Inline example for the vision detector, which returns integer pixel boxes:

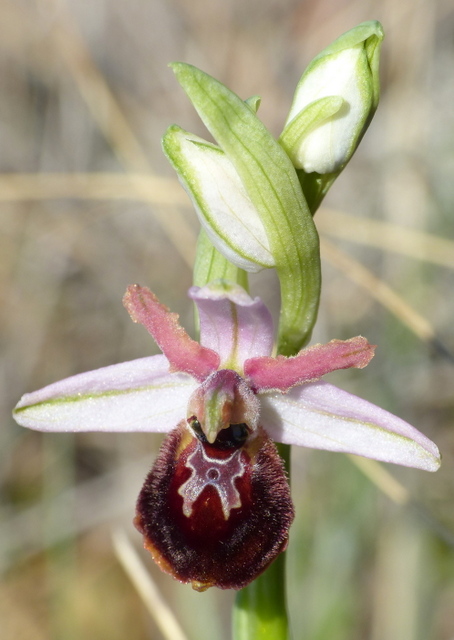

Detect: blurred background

[1,0,454,638]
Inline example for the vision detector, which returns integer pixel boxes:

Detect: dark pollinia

[134,421,294,591]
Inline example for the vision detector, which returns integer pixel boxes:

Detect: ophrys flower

[13,281,440,590]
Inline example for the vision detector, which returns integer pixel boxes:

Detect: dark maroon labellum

[134,422,294,591]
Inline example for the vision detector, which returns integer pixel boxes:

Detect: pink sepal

[189,283,274,369]
[245,337,375,392]
[123,285,220,381]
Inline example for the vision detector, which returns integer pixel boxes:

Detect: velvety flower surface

[13,281,440,473]
[13,281,440,590]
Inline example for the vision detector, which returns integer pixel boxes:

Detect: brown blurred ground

[1,0,454,638]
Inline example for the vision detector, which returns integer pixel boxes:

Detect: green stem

[44,434,78,640]
[193,229,248,290]
[232,550,289,640]
[233,444,291,640]
[296,170,337,215]
[192,205,294,640]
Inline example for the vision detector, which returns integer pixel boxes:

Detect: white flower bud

[280,21,384,175]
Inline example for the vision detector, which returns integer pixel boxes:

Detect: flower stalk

[193,229,248,291]
[232,546,289,640]
[232,442,291,640]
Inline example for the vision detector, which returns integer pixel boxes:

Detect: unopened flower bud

[280,21,384,175]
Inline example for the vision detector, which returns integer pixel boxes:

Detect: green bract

[164,63,321,355]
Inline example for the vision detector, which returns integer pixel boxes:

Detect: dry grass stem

[347,456,410,506]
[37,0,196,267]
[321,238,437,344]
[0,173,186,204]
[41,0,151,172]
[112,529,189,640]
[318,207,454,270]
[2,174,454,273]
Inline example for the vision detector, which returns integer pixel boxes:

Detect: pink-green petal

[123,284,220,381]
[245,336,375,392]
[13,355,198,433]
[189,282,274,371]
[260,381,440,472]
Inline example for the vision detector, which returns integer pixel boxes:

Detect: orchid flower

[13,281,440,592]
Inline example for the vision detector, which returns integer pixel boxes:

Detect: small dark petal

[188,416,206,443]
[134,422,294,591]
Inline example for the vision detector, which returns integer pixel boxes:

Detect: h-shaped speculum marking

[178,442,245,520]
